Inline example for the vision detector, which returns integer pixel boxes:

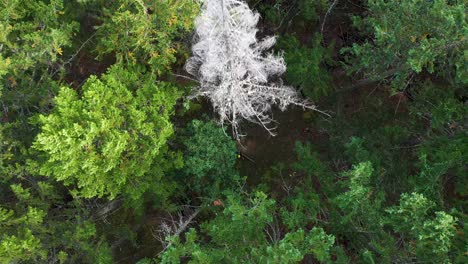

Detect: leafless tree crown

[186,0,315,138]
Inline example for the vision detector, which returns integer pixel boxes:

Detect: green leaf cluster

[182,119,239,194]
[278,34,334,100]
[160,191,335,263]
[33,66,180,201]
[0,181,110,263]
[387,193,457,263]
[343,0,467,90]
[94,0,199,74]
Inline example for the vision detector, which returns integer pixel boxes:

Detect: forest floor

[237,107,329,185]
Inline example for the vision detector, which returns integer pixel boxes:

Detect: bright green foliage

[0,54,10,96]
[289,141,463,263]
[0,0,78,111]
[288,88,466,262]
[291,143,393,261]
[0,181,110,263]
[183,119,238,194]
[0,205,46,262]
[334,162,381,220]
[95,0,199,74]
[0,1,78,181]
[339,135,462,262]
[331,161,396,262]
[0,0,77,71]
[160,191,335,263]
[2,57,130,263]
[278,34,333,100]
[264,227,334,263]
[196,192,276,261]
[344,0,467,90]
[33,66,181,200]
[387,193,457,263]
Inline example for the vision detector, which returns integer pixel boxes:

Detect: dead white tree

[186,0,318,138]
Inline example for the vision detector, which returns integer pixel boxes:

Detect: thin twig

[50,32,97,79]
[321,0,339,33]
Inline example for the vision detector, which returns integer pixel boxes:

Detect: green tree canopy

[386,192,458,263]
[94,0,199,74]
[182,119,238,194]
[0,0,78,117]
[278,34,333,100]
[344,0,467,90]
[160,191,335,263]
[33,66,181,201]
[0,180,112,263]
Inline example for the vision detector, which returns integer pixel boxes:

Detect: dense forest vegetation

[0,0,466,263]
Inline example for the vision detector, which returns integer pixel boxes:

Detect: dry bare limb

[155,207,200,255]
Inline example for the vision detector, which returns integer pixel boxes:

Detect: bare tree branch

[156,208,200,255]
[321,0,339,34]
